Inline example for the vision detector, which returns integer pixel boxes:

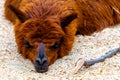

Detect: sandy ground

[0,1,120,80]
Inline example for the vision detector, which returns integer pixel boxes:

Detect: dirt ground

[0,0,120,80]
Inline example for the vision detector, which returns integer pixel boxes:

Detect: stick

[69,47,120,75]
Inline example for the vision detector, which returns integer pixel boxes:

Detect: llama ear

[7,4,30,23]
[60,13,77,28]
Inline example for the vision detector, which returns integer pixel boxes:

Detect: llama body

[4,0,120,72]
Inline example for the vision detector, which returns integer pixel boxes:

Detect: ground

[0,0,120,80]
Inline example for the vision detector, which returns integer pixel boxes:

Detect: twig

[69,47,120,75]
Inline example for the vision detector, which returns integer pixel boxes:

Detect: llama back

[76,0,120,35]
[106,0,120,23]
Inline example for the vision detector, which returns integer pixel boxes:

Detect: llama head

[8,4,77,73]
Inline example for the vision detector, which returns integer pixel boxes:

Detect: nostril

[35,59,41,65]
[35,57,47,65]
[42,59,47,65]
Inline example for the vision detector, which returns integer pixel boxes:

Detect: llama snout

[34,43,49,73]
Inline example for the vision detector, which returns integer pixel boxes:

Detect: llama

[4,0,120,73]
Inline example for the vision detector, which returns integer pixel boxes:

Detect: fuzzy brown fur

[4,0,120,69]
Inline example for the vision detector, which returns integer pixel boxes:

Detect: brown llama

[4,0,120,73]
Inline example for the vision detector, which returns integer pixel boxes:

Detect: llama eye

[51,40,61,50]
[23,40,31,49]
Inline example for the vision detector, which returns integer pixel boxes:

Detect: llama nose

[36,43,48,65]
[34,43,48,73]
[34,57,48,73]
